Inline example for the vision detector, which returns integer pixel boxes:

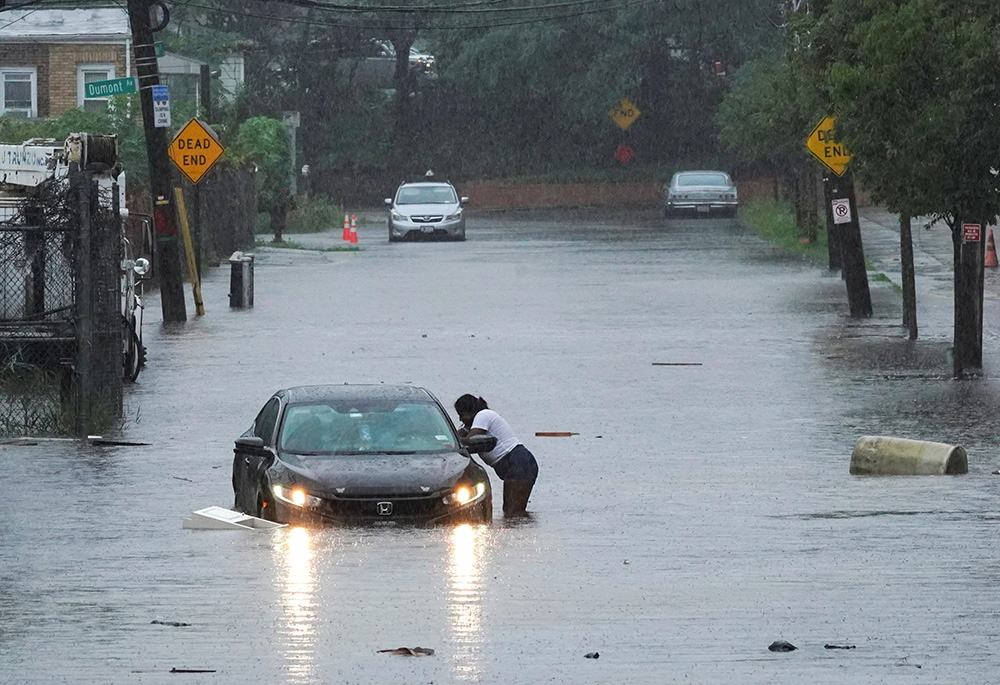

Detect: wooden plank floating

[535,432,579,437]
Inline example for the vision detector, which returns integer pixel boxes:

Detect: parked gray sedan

[386,180,467,241]
[664,170,739,218]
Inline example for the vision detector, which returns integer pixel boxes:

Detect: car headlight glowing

[273,484,322,508]
[444,482,486,506]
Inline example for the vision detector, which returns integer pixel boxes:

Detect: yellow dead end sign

[806,116,852,176]
[608,98,641,131]
[168,118,225,184]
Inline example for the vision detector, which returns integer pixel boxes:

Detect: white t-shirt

[468,409,519,466]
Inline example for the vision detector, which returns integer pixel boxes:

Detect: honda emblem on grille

[377,501,393,516]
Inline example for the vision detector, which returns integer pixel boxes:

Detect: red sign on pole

[615,144,634,164]
[963,223,982,243]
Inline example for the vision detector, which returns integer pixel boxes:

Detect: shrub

[287,195,342,234]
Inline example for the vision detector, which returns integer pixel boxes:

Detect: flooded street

[3,210,1000,683]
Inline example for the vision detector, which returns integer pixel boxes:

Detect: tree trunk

[899,214,917,339]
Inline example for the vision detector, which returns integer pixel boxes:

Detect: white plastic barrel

[850,436,968,475]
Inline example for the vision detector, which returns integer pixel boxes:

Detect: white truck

[0,134,149,381]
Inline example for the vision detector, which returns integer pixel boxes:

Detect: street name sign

[806,116,852,176]
[608,98,641,131]
[168,118,225,184]
[84,76,137,99]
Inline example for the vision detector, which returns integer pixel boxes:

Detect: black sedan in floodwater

[232,385,495,525]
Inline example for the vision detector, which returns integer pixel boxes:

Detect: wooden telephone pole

[127,0,187,323]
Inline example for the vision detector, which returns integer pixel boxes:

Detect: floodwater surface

[2,210,1000,683]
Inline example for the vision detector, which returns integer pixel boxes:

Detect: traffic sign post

[806,116,851,176]
[168,118,225,184]
[151,84,170,128]
[608,98,640,131]
[831,197,851,225]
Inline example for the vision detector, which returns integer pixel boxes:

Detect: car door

[233,396,281,512]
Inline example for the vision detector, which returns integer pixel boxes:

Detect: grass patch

[740,198,828,262]
[869,272,902,293]
[254,196,343,235]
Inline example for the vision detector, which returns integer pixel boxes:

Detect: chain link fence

[0,174,123,437]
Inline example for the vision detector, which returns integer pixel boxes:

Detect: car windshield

[676,173,729,187]
[396,185,457,204]
[279,401,458,455]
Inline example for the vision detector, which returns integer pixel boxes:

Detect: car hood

[393,203,459,216]
[278,451,474,496]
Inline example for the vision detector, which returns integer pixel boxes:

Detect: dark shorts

[493,444,538,482]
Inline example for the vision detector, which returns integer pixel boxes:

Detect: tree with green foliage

[821,0,1000,375]
[228,116,291,241]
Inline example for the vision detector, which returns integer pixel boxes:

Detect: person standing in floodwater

[454,394,539,517]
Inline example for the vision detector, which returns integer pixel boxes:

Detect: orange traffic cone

[342,213,350,241]
[349,216,358,244]
[987,230,998,268]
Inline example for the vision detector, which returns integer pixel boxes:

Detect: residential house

[0,7,239,120]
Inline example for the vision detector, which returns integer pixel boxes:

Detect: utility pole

[127,0,187,323]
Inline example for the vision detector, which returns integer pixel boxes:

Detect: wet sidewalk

[856,207,1000,345]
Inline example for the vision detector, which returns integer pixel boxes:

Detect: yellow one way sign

[806,116,852,176]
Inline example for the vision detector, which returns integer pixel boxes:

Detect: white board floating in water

[182,506,286,530]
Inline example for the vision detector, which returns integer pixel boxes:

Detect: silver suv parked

[386,180,468,242]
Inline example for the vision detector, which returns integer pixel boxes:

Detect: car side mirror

[460,197,469,205]
[235,436,265,449]
[384,198,392,205]
[464,434,497,454]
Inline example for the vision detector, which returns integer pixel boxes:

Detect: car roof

[281,384,437,405]
[397,181,454,188]
[673,170,731,177]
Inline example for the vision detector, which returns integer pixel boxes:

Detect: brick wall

[48,43,129,116]
[0,44,50,116]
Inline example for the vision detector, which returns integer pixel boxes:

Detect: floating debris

[378,647,435,656]
[535,432,579,437]
[768,641,797,652]
[652,362,703,366]
[151,620,191,627]
[824,644,856,650]
[170,668,216,673]
[584,652,600,659]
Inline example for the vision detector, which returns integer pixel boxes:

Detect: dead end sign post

[168,118,226,316]
[807,116,872,318]
[608,98,640,163]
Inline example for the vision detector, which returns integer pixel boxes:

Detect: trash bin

[229,251,254,308]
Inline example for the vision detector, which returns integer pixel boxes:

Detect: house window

[1,69,37,118]
[77,63,116,113]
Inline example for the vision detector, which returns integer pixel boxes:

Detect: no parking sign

[832,198,852,225]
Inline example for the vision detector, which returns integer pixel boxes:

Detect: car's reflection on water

[277,526,318,683]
